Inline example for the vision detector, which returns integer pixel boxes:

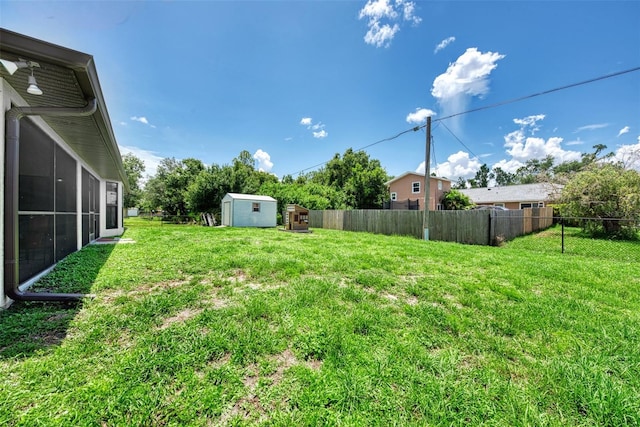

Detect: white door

[223,201,231,226]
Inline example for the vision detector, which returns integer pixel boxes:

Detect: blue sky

[2,1,639,181]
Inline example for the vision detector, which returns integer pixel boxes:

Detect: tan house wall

[388,173,451,210]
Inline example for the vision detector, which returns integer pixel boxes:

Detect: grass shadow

[0,243,115,359]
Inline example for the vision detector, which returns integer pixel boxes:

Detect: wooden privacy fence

[308,207,554,245]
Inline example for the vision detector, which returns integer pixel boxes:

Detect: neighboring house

[1,29,127,306]
[385,172,452,210]
[221,193,277,227]
[459,183,563,209]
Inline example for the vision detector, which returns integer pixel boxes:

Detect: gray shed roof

[225,193,277,202]
[460,183,563,204]
[0,28,127,186]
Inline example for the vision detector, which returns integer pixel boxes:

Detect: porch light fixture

[26,69,43,95]
[0,58,43,95]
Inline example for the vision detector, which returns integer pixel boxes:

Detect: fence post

[561,217,565,254]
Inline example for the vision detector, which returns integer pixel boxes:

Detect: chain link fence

[506,217,640,262]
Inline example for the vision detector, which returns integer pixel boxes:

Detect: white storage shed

[221,193,277,227]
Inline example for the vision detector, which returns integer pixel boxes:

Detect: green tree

[185,164,233,214]
[514,155,555,184]
[259,181,346,216]
[122,153,145,208]
[441,189,474,210]
[493,167,517,186]
[310,148,389,209]
[471,164,494,188]
[452,176,468,189]
[559,163,640,238]
[144,157,204,216]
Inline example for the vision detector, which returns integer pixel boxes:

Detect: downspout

[4,98,97,302]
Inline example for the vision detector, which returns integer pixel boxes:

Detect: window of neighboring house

[391,192,397,201]
[412,181,420,194]
[437,203,443,210]
[437,180,443,191]
[520,202,544,209]
[252,202,261,212]
[494,203,505,208]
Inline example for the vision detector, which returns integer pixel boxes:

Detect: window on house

[106,182,118,229]
[437,180,443,191]
[391,192,397,201]
[494,203,505,208]
[412,182,420,194]
[252,202,260,212]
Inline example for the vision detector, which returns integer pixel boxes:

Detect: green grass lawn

[1,220,639,426]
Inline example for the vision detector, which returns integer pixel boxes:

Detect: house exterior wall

[221,194,277,227]
[1,81,124,308]
[387,173,451,210]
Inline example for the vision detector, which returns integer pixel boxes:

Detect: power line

[439,121,480,161]
[293,126,422,175]
[432,66,640,123]
[289,66,640,176]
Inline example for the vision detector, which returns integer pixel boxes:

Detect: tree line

[123,148,390,221]
[123,144,640,238]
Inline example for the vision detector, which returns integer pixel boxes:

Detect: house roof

[0,28,127,187]
[225,193,277,202]
[459,183,563,204]
[385,171,452,186]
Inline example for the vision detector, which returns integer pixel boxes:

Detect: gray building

[1,29,127,306]
[221,193,277,227]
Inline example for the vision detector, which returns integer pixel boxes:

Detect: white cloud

[253,149,274,172]
[399,0,421,24]
[434,36,455,54]
[574,123,608,133]
[313,130,328,139]
[513,114,545,134]
[358,0,421,48]
[611,142,640,171]
[363,21,400,48]
[301,117,328,139]
[491,158,524,174]
[617,126,630,137]
[431,48,505,100]
[118,145,163,180]
[406,108,436,124]
[417,150,481,178]
[503,115,582,165]
[565,138,584,146]
[431,47,505,133]
[130,116,156,128]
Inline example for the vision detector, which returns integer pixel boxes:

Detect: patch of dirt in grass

[158,308,202,330]
[384,293,399,300]
[406,296,419,306]
[101,279,191,302]
[218,348,322,424]
[443,293,464,309]
[32,329,66,346]
[46,313,71,322]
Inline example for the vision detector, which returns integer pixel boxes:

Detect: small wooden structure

[284,204,310,232]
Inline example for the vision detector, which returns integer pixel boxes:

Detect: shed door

[223,201,231,226]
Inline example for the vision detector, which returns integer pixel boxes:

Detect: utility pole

[423,116,431,240]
